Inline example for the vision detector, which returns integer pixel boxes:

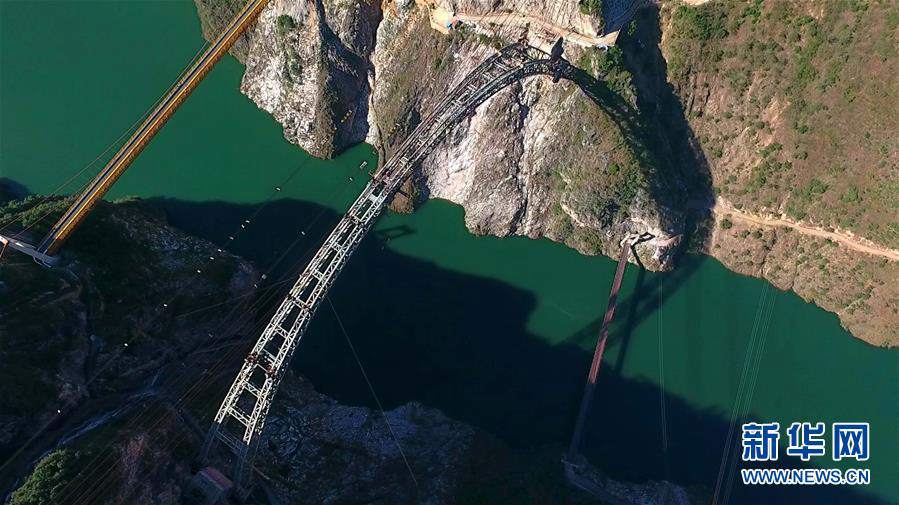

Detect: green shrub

[578,46,634,99]
[276,14,296,37]
[10,450,82,505]
[841,186,862,204]
[802,178,829,197]
[672,4,728,41]
[578,0,603,18]
[741,0,763,24]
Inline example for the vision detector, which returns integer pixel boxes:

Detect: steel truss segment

[243,381,261,397]
[229,407,251,427]
[260,349,279,365]
[216,429,244,453]
[205,43,569,490]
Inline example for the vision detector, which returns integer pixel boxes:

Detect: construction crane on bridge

[0,0,665,498]
[565,233,653,458]
[563,232,654,495]
[0,0,270,264]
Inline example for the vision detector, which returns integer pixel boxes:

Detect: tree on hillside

[9,450,82,505]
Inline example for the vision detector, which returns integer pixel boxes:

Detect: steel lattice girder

[203,43,570,490]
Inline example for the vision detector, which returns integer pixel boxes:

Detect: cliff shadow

[616,5,717,250]
[0,178,30,203]
[312,0,380,153]
[564,56,698,262]
[145,197,888,505]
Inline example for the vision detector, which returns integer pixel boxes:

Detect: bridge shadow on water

[149,197,885,505]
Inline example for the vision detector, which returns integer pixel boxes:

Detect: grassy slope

[656,0,899,345]
[663,0,898,247]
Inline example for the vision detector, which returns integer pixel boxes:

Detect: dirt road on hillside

[428,6,619,47]
[711,199,899,261]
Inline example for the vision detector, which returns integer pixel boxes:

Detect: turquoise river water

[1,2,896,503]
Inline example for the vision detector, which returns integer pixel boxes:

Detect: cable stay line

[0,159,320,489]
[0,37,216,235]
[52,165,373,503]
[657,273,670,478]
[711,284,777,505]
[327,296,419,488]
[722,291,777,505]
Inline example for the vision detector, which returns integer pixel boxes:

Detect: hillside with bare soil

[194,0,898,346]
[635,0,899,345]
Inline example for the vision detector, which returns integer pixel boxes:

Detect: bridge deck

[36,0,270,256]
[566,239,633,462]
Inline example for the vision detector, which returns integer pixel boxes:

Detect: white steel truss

[202,43,571,489]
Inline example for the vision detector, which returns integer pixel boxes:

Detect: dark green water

[1,2,896,504]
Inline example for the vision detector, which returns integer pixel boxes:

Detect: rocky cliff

[260,374,693,504]
[195,0,685,271]
[199,0,379,157]
[256,373,486,504]
[369,2,684,268]
[3,193,692,504]
[0,196,257,456]
[0,194,260,502]
[646,0,899,345]
[0,194,480,503]
[10,368,694,504]
[193,0,898,345]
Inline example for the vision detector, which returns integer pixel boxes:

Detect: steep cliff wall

[195,0,685,270]
[0,195,258,498]
[191,0,897,344]
[369,3,684,267]
[647,0,899,345]
[234,0,379,157]
[14,0,893,500]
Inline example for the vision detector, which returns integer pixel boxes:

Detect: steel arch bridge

[201,42,579,489]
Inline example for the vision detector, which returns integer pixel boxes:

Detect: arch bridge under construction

[0,1,653,497]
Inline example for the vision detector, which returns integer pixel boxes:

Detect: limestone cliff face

[230,0,379,157]
[367,1,684,270]
[194,0,685,270]
[432,0,606,35]
[205,0,897,345]
[261,373,696,505]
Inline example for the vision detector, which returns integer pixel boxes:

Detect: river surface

[1,2,896,504]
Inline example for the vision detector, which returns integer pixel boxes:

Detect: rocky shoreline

[195,0,898,346]
[1,192,694,503]
[197,0,687,273]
